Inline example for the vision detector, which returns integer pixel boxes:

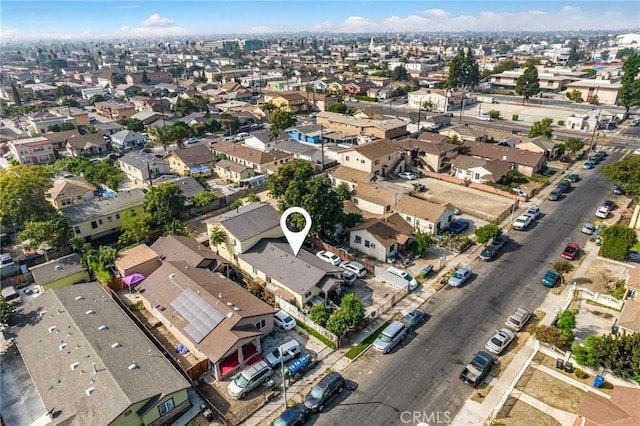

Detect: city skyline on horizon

[1,1,639,42]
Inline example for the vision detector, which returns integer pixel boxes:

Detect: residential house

[205,203,283,263]
[25,111,75,136]
[152,175,209,200]
[408,112,452,132]
[115,243,162,279]
[393,195,454,234]
[440,125,487,142]
[12,282,192,426]
[462,141,546,177]
[164,145,217,177]
[564,78,621,105]
[48,106,91,128]
[94,101,136,121]
[130,111,164,125]
[286,125,326,145]
[29,253,90,291]
[242,129,291,152]
[299,92,337,112]
[118,152,171,185]
[516,136,561,158]
[96,69,114,88]
[65,133,110,157]
[614,266,640,334]
[367,86,393,100]
[38,129,82,151]
[351,182,408,215]
[214,159,255,182]
[94,121,125,136]
[451,155,513,183]
[393,137,459,173]
[209,142,294,174]
[329,165,372,191]
[349,213,413,262]
[337,138,406,177]
[575,387,640,425]
[408,88,467,112]
[490,69,585,93]
[126,71,174,86]
[47,176,96,209]
[110,130,148,151]
[343,81,377,97]
[269,140,327,168]
[263,91,308,114]
[238,239,343,309]
[316,111,407,140]
[8,136,56,165]
[63,188,146,242]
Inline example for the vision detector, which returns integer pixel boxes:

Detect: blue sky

[1,1,638,40]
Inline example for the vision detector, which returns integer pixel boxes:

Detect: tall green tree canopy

[617,53,640,112]
[602,155,640,194]
[515,64,540,104]
[528,117,554,138]
[143,183,186,228]
[392,66,409,81]
[118,210,151,247]
[572,333,640,383]
[447,48,480,89]
[270,110,296,140]
[19,213,72,252]
[0,165,56,228]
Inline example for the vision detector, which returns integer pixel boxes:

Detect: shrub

[556,310,576,334]
[574,368,589,379]
[558,120,565,126]
[488,110,501,119]
[553,261,574,276]
[308,304,331,327]
[600,225,638,261]
[534,324,574,351]
[512,114,519,121]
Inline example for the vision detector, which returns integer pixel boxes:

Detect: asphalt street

[312,152,623,426]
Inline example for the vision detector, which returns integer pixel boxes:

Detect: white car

[398,171,417,180]
[485,328,516,355]
[595,206,610,219]
[339,261,367,278]
[265,339,302,367]
[512,215,532,231]
[527,206,541,219]
[634,148,640,155]
[316,250,341,266]
[273,310,296,331]
[582,223,596,235]
[477,114,492,121]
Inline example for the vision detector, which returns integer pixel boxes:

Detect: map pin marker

[280,207,312,256]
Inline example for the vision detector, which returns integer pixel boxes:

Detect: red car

[562,242,580,260]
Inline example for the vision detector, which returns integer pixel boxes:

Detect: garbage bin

[556,358,564,369]
[564,362,573,373]
[594,375,605,388]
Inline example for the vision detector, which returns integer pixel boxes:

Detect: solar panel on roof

[170,288,225,343]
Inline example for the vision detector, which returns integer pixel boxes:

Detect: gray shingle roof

[152,175,205,198]
[12,282,190,426]
[118,152,168,171]
[238,239,341,295]
[205,203,281,241]
[63,189,145,224]
[30,253,86,285]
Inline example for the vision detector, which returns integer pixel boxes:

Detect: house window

[124,409,132,417]
[360,160,365,164]
[266,276,272,284]
[115,213,120,219]
[98,219,103,225]
[255,319,266,330]
[74,226,81,234]
[61,198,71,206]
[386,205,390,212]
[353,198,359,205]
[107,216,113,222]
[354,235,362,244]
[374,160,380,165]
[364,240,371,248]
[76,195,82,200]
[304,291,312,299]
[345,155,350,161]
[158,398,175,416]
[252,266,257,275]
[91,221,98,229]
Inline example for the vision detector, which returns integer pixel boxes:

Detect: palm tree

[149,124,174,153]
[171,125,190,150]
[262,102,276,120]
[209,225,227,254]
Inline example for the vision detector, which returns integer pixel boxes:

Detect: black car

[556,181,571,193]
[603,200,615,210]
[459,351,495,388]
[614,186,625,195]
[273,403,309,426]
[304,372,345,412]
[479,245,499,261]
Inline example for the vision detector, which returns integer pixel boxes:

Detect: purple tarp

[123,273,145,287]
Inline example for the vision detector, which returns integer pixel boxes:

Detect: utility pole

[280,345,288,410]
[459,90,465,124]
[589,109,601,156]
[146,162,154,187]
[320,125,325,170]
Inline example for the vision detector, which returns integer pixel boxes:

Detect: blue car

[541,269,561,288]
[449,219,470,234]
[273,403,309,426]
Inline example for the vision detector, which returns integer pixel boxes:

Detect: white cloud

[245,26,275,34]
[141,13,175,27]
[0,26,19,39]
[120,25,188,37]
[311,7,638,33]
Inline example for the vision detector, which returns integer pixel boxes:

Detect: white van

[1,286,22,306]
[387,267,419,290]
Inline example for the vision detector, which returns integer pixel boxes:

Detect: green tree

[556,310,576,334]
[571,333,640,383]
[229,199,243,210]
[392,66,409,81]
[18,214,72,258]
[174,97,196,117]
[245,192,261,203]
[515,64,540,105]
[191,191,218,208]
[589,94,600,106]
[208,225,227,254]
[566,89,584,103]
[163,220,193,237]
[491,59,519,74]
[270,110,296,140]
[553,260,574,276]
[602,154,640,195]
[149,124,174,153]
[124,118,144,132]
[141,70,151,84]
[599,224,638,261]
[327,102,348,113]
[581,68,597,77]
[615,47,637,59]
[309,304,331,327]
[11,81,22,106]
[528,117,554,138]
[339,293,365,328]
[191,95,209,113]
[488,110,501,119]
[565,137,585,154]
[171,121,193,150]
[409,232,434,256]
[110,72,126,87]
[0,296,15,324]
[262,102,276,120]
[89,94,105,105]
[617,53,640,112]
[534,325,574,351]
[143,183,186,228]
[474,224,502,244]
[334,182,352,201]
[118,210,151,246]
[326,312,348,336]
[0,165,56,229]
[342,212,363,228]
[500,169,528,186]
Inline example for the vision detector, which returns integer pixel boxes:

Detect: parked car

[614,186,625,195]
[567,173,580,182]
[595,206,610,219]
[273,310,296,331]
[448,267,473,287]
[316,250,341,266]
[459,350,495,388]
[479,245,499,262]
[340,270,357,285]
[265,339,302,367]
[491,233,509,249]
[556,180,571,193]
[304,372,345,412]
[477,114,492,121]
[603,200,615,210]
[401,309,427,331]
[273,403,309,426]
[373,320,408,353]
[227,360,272,399]
[541,269,561,288]
[583,161,595,169]
[505,306,532,332]
[485,328,516,355]
[387,267,419,290]
[449,219,470,234]
[398,171,417,180]
[512,215,532,231]
[562,242,580,260]
[337,246,355,257]
[186,137,198,144]
[581,223,596,235]
[527,206,541,220]
[548,189,562,201]
[340,261,367,278]
[558,154,571,163]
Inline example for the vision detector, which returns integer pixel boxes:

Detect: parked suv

[265,339,302,367]
[505,306,532,332]
[304,372,345,412]
[227,360,272,399]
[273,310,296,331]
[373,321,408,354]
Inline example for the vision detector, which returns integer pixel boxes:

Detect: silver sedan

[485,328,516,355]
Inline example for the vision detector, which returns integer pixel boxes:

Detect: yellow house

[29,254,91,291]
[263,91,308,113]
[63,189,146,243]
[47,176,96,210]
[214,159,255,182]
[164,145,217,177]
